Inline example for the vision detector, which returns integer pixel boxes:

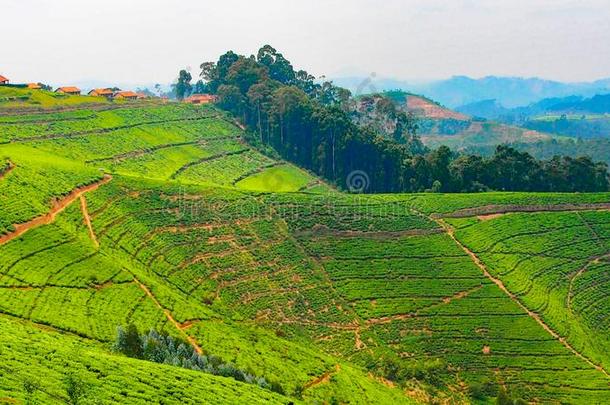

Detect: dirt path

[79,195,99,248]
[132,277,203,354]
[293,227,443,239]
[0,175,112,246]
[477,213,504,221]
[439,202,610,219]
[0,161,15,180]
[364,285,483,326]
[436,218,610,378]
[302,364,341,390]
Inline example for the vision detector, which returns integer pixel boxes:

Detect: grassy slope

[1,87,609,403]
[0,88,408,404]
[0,315,290,404]
[0,86,110,109]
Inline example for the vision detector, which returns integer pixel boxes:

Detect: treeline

[524,115,610,139]
[114,324,284,395]
[196,45,610,192]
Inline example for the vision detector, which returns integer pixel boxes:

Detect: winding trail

[435,218,610,378]
[79,195,99,248]
[132,277,203,354]
[0,175,112,246]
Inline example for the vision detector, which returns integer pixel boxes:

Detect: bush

[63,373,88,405]
[114,325,274,394]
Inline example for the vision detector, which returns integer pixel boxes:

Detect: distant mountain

[455,94,610,139]
[330,75,610,108]
[455,99,510,120]
[457,94,610,122]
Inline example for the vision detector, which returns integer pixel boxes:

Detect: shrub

[114,325,275,394]
[63,373,88,405]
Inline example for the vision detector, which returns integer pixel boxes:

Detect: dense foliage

[114,324,281,393]
[197,45,610,192]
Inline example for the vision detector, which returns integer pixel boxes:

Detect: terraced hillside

[1,87,610,403]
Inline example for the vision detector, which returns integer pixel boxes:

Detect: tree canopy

[197,45,610,193]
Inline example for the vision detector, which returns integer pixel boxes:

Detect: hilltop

[1,81,610,404]
[358,90,557,152]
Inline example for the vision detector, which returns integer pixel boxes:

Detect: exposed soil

[132,277,203,354]
[406,96,469,121]
[293,227,443,239]
[302,364,341,390]
[477,213,505,221]
[0,161,15,180]
[0,175,112,246]
[439,203,610,219]
[79,195,99,248]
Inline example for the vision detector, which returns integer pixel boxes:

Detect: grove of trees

[194,45,610,193]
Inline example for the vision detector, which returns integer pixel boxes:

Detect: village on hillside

[0,74,216,105]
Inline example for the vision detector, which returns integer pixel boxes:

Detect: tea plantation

[1,87,609,403]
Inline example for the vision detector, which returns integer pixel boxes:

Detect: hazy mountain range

[331,75,610,108]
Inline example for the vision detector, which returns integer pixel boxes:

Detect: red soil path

[0,161,15,180]
[133,277,203,354]
[436,218,610,378]
[79,195,99,248]
[0,175,112,246]
[302,364,341,390]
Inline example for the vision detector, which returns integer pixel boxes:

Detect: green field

[1,87,610,403]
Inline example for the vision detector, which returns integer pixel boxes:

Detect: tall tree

[175,69,192,100]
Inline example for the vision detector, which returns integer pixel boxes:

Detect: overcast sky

[1,0,609,86]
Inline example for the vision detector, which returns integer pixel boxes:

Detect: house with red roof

[56,86,81,95]
[184,94,217,105]
[114,91,138,100]
[0,75,9,85]
[88,88,114,98]
[27,83,42,90]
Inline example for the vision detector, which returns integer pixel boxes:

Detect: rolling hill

[1,86,610,403]
[379,91,558,151]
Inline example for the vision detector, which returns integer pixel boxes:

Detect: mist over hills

[331,75,610,108]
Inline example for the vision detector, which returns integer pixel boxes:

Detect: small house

[88,88,114,98]
[0,75,8,85]
[114,91,138,100]
[56,87,81,95]
[184,94,217,105]
[27,83,42,89]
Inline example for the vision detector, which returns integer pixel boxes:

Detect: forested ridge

[190,45,610,193]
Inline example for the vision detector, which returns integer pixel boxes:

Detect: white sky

[1,0,609,85]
